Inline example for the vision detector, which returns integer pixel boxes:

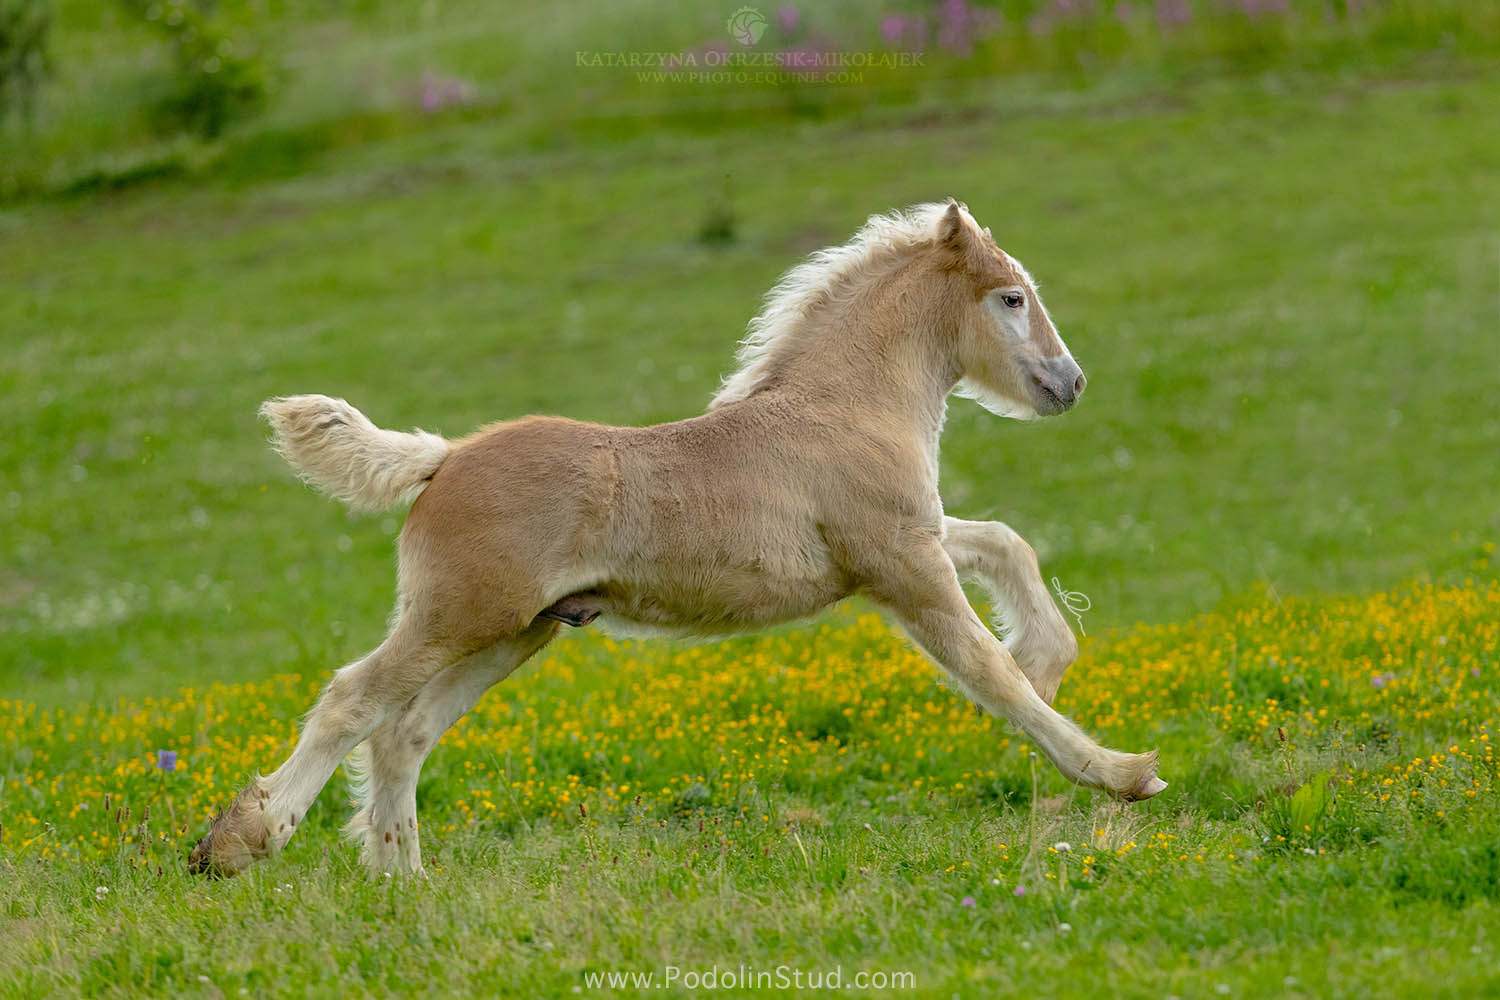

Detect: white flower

[1057,922,1072,933]
[94,886,109,898]
[1052,841,1072,853]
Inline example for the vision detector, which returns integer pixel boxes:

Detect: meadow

[3,1,1500,996]
[3,580,1500,996]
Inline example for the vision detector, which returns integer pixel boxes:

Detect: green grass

[3,4,1500,995]
[4,583,1500,997]
[4,61,1496,702]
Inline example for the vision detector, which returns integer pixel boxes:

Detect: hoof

[186,813,262,877]
[1129,776,1169,801]
[1111,750,1167,802]
[187,833,231,878]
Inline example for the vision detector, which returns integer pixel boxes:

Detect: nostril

[1074,372,1087,397]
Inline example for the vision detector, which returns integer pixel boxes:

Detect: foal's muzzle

[1029,357,1087,415]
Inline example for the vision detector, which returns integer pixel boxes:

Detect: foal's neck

[755,259,960,461]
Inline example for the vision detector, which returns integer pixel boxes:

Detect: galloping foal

[189,199,1165,877]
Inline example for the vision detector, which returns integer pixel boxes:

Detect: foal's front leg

[942,516,1078,705]
[864,536,1164,800]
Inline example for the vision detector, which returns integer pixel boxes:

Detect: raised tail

[259,395,449,512]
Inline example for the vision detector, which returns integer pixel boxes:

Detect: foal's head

[936,200,1085,419]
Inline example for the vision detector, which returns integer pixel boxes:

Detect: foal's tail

[259,395,449,513]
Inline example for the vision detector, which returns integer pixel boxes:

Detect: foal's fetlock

[187,780,276,877]
[345,805,424,877]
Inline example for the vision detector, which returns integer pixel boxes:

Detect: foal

[189,199,1165,877]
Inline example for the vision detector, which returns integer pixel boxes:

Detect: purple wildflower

[880,14,907,44]
[961,895,977,908]
[1155,0,1192,28]
[1371,672,1396,690]
[1013,884,1026,896]
[420,70,477,115]
[1232,0,1288,17]
[936,0,997,55]
[156,749,177,771]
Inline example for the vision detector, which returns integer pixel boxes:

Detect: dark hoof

[537,594,603,628]
[187,834,218,876]
[187,831,240,878]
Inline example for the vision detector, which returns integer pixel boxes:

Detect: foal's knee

[394,709,436,757]
[359,711,433,784]
[986,522,1037,572]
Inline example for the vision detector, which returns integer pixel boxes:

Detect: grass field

[3,1,1500,996]
[3,581,1500,996]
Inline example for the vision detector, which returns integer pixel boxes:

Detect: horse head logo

[728,6,767,45]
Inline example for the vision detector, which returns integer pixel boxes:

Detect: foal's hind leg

[943,516,1079,706]
[346,620,559,875]
[188,620,457,876]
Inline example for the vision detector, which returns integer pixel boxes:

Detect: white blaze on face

[958,249,1079,420]
[988,251,1072,359]
[958,283,1037,420]
[982,284,1032,343]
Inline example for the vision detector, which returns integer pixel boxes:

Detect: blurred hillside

[2,0,1498,700]
[3,0,1498,200]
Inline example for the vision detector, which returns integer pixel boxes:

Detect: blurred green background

[2,0,1498,706]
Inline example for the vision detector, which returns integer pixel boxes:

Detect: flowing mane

[709,202,953,409]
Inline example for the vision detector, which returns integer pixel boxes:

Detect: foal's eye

[1001,292,1024,309]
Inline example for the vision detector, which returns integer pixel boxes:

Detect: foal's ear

[937,199,966,246]
[937,198,982,270]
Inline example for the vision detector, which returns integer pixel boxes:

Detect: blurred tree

[0,0,51,121]
[118,0,268,139]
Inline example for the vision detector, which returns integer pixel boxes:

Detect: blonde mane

[710,202,954,409]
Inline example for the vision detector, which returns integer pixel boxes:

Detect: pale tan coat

[189,200,1163,878]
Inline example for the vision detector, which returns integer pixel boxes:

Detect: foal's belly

[585,555,853,640]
